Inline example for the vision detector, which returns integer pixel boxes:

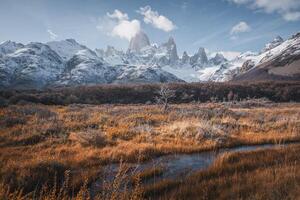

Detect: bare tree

[156,85,176,112]
[233,93,239,102]
[227,90,234,102]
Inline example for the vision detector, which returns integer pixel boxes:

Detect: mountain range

[0,31,299,89]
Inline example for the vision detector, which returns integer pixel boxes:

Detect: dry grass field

[0,101,299,199]
[153,144,300,200]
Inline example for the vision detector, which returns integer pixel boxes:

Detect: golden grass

[158,144,300,200]
[0,102,299,198]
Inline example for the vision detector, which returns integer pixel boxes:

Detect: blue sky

[0,0,300,55]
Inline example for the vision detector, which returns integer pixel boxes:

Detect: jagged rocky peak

[261,36,284,53]
[166,36,176,46]
[291,32,300,39]
[211,53,227,65]
[182,51,189,58]
[190,47,208,67]
[215,53,225,59]
[181,51,190,64]
[128,31,150,52]
[197,47,207,55]
[273,36,284,43]
[163,36,179,63]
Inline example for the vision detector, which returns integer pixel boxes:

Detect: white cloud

[227,0,300,21]
[97,10,141,41]
[230,21,251,35]
[283,11,300,21]
[252,0,300,13]
[111,19,141,41]
[138,6,176,32]
[107,9,128,21]
[47,29,58,40]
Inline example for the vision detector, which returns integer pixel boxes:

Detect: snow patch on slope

[47,39,87,61]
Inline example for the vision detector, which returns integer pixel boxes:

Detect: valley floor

[0,101,299,199]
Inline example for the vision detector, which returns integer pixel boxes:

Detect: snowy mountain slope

[114,64,182,84]
[0,31,299,88]
[0,42,64,88]
[124,32,233,82]
[95,46,126,65]
[0,41,24,56]
[261,36,283,53]
[56,37,183,85]
[233,32,300,81]
[47,39,88,61]
[166,31,300,82]
[162,65,221,82]
[162,47,231,82]
[57,52,116,86]
[206,51,260,82]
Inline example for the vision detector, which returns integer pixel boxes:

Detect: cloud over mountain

[98,9,141,41]
[138,6,176,32]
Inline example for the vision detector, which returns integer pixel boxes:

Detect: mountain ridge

[0,30,299,89]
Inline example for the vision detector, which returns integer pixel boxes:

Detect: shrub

[0,97,8,108]
[0,81,299,105]
[68,129,107,147]
[0,116,26,127]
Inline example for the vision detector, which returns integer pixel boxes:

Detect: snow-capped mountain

[128,31,150,52]
[190,47,209,69]
[181,51,190,65]
[233,33,300,81]
[210,53,227,65]
[261,36,284,53]
[199,33,300,82]
[47,39,88,61]
[0,33,183,88]
[0,42,64,88]
[0,30,299,89]
[0,41,24,56]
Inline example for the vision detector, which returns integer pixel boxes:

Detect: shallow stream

[91,143,285,194]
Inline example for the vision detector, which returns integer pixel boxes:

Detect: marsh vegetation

[0,99,299,199]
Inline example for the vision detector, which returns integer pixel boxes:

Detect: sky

[0,0,300,55]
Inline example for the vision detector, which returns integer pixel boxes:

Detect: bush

[68,129,107,147]
[0,97,8,108]
[0,116,26,127]
[0,81,299,105]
